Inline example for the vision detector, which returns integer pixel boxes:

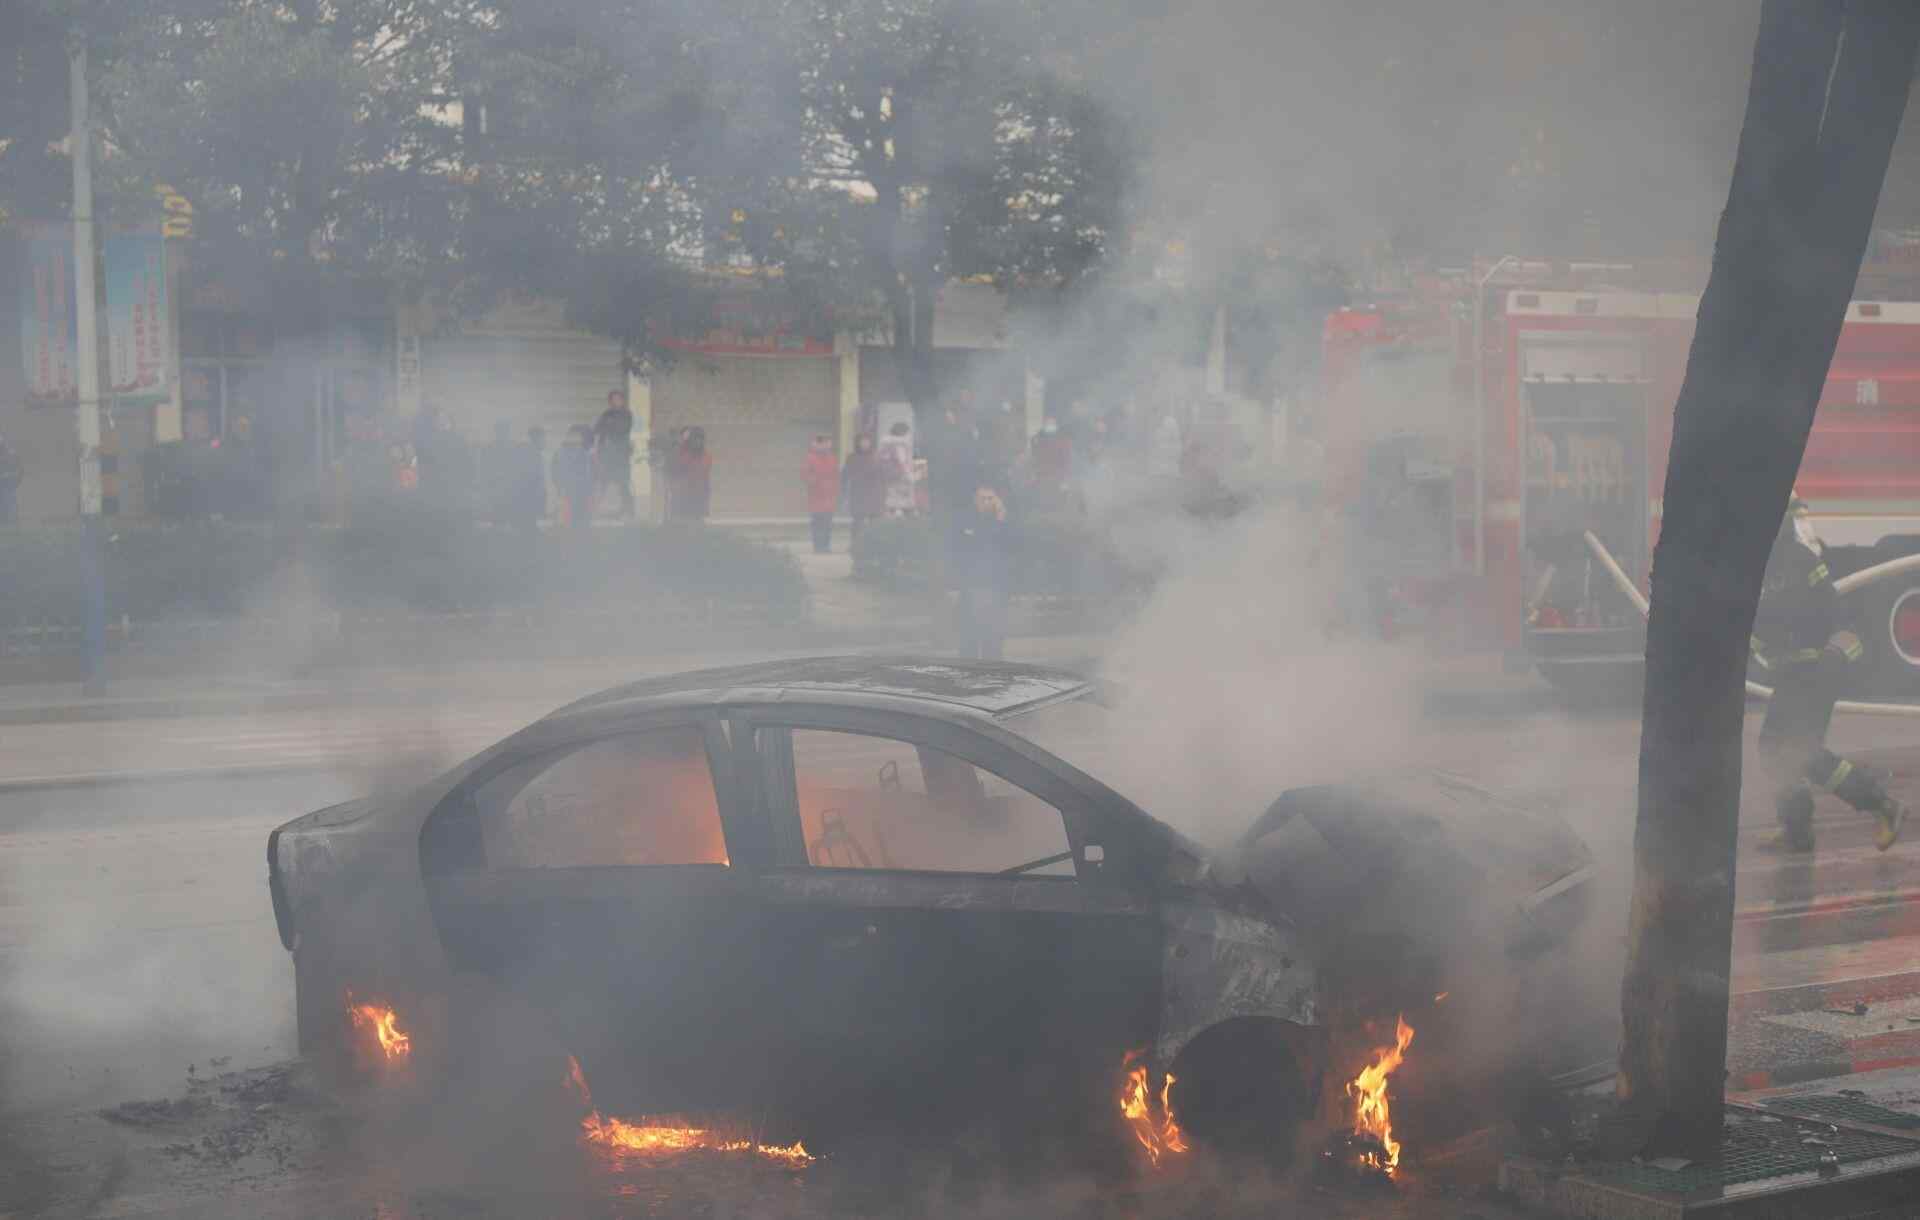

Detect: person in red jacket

[803,434,840,553]
[669,427,713,522]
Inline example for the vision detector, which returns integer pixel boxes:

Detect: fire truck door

[1521,380,1649,619]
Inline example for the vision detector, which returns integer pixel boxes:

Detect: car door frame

[728,701,1155,891]
[418,703,768,991]
[724,700,1161,1131]
[415,702,801,1112]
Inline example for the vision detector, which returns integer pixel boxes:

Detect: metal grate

[1587,1111,1920,1193]
[1762,1095,1920,1131]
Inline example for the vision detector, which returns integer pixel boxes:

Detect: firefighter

[1756,494,1908,853]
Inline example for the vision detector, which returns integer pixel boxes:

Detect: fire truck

[1319,255,1920,691]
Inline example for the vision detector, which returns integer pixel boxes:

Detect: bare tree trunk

[1617,0,1919,1160]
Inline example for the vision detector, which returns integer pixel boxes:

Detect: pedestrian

[390,441,419,493]
[552,424,595,530]
[508,425,548,531]
[1150,410,1183,483]
[878,420,916,516]
[1756,493,1908,853]
[952,486,1012,661]
[669,425,713,522]
[842,432,887,552]
[1029,415,1072,510]
[932,403,988,523]
[594,389,636,520]
[0,431,22,525]
[480,420,517,524]
[338,411,391,524]
[803,433,840,553]
[416,407,474,517]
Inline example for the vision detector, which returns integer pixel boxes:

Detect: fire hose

[1582,530,1920,718]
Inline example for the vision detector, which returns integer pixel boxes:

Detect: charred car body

[268,658,1592,1155]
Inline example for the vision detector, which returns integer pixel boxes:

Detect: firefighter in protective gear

[1755,495,1908,853]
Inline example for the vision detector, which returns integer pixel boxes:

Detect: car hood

[1229,769,1595,946]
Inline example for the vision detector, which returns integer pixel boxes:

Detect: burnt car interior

[775,729,1077,876]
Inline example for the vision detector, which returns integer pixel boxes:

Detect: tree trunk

[887,273,936,418]
[1617,0,1919,1160]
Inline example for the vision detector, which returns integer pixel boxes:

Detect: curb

[0,759,339,795]
[0,629,960,725]
[1731,966,1920,1021]
[1731,1053,1920,1093]
[1733,890,1920,957]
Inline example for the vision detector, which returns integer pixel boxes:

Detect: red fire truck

[1320,257,1920,690]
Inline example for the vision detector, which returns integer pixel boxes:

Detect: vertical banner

[105,231,171,406]
[19,223,77,405]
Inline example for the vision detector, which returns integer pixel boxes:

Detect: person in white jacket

[877,420,916,516]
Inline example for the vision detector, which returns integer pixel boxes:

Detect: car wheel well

[1167,1016,1322,1164]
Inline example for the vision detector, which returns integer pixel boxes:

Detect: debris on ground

[100,1096,210,1127]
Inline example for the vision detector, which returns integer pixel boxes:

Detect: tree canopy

[14,0,1125,398]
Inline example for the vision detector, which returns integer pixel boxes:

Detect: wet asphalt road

[2,665,1918,1216]
[4,678,1917,1115]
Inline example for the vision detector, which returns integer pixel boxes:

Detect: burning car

[267,657,1594,1163]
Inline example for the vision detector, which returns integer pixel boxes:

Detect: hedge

[851,514,1156,603]
[0,520,807,646]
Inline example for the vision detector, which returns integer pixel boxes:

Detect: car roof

[553,656,1095,720]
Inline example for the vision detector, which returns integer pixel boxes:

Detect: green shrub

[0,520,807,643]
[850,513,1154,601]
[851,516,936,588]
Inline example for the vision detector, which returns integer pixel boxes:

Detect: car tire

[292,932,349,1071]
[1863,576,1920,695]
[1167,1018,1319,1165]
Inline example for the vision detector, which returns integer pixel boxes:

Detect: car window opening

[789,730,1075,877]
[449,726,731,871]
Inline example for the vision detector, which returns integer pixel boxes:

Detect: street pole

[1471,254,1519,579]
[71,38,101,518]
[70,35,106,695]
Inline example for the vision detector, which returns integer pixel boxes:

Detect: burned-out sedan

[267,658,1589,1157]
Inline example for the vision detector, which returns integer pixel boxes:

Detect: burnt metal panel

[1155,899,1318,1066]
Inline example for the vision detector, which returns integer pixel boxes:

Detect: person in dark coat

[1757,494,1907,852]
[479,420,517,524]
[841,432,886,552]
[552,425,595,530]
[932,404,989,523]
[508,425,549,530]
[0,431,24,524]
[952,486,1012,661]
[594,390,636,520]
[339,411,393,525]
[416,408,475,517]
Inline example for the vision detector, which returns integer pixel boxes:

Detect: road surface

[3,655,1919,1217]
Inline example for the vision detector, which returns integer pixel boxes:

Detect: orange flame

[1346,1015,1415,1174]
[564,1055,812,1167]
[346,995,412,1062]
[1117,1049,1187,1167]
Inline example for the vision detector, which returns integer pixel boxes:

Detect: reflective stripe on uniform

[1833,631,1865,661]
[1823,759,1855,791]
[1809,562,1830,586]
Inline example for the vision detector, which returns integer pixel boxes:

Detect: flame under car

[266,658,1592,1160]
